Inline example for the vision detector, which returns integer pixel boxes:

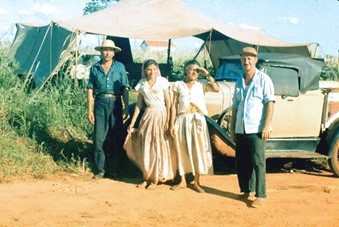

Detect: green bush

[320,56,339,81]
[0,48,92,180]
[1,45,337,181]
[132,49,214,81]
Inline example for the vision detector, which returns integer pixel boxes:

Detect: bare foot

[146,182,157,190]
[136,181,147,189]
[193,185,205,193]
[170,183,187,191]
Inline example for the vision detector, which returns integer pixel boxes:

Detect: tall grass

[0,48,208,181]
[0,47,92,181]
[0,45,338,181]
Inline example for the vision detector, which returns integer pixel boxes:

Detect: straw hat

[95,39,122,52]
[240,47,257,57]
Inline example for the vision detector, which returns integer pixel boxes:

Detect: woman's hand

[122,107,129,120]
[196,67,209,76]
[127,124,133,134]
[163,121,169,132]
[169,125,175,138]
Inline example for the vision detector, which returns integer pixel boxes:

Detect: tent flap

[9,22,74,87]
[10,0,313,87]
[55,0,311,67]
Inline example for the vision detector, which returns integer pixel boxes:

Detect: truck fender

[205,115,236,157]
[327,128,339,177]
[324,112,339,129]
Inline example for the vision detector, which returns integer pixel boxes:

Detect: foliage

[320,56,339,81]
[131,49,214,82]
[0,47,92,181]
[1,43,338,181]
[83,0,119,15]
[0,44,214,181]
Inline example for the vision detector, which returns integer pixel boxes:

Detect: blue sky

[0,0,338,56]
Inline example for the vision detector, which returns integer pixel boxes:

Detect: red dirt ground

[0,169,338,227]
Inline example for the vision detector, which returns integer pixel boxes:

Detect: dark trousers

[94,96,124,174]
[235,133,266,198]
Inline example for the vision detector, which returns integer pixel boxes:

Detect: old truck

[205,53,339,177]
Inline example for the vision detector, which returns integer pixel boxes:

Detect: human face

[185,64,200,81]
[144,64,158,79]
[240,55,258,73]
[100,47,115,62]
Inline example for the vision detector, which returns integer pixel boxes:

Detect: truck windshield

[215,62,243,82]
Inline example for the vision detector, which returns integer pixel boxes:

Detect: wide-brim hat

[95,39,122,52]
[240,47,257,57]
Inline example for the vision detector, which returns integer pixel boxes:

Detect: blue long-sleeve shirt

[232,68,275,134]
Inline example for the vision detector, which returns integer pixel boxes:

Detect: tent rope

[255,29,262,54]
[0,23,15,41]
[193,30,213,62]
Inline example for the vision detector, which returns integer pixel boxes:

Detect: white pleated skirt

[173,112,213,176]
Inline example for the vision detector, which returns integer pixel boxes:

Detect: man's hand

[88,111,95,125]
[261,126,271,140]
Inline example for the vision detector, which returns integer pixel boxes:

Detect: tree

[83,0,120,15]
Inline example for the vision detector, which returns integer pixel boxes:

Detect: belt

[178,103,203,115]
[96,93,121,99]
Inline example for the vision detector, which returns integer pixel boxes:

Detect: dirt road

[0,169,338,227]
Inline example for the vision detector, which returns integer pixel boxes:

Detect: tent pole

[29,31,78,102]
[166,39,172,79]
[22,23,52,90]
[205,30,213,69]
[74,30,79,88]
[193,42,205,60]
[193,30,212,61]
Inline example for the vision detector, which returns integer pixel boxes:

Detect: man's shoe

[237,192,255,200]
[92,172,104,180]
[251,198,264,208]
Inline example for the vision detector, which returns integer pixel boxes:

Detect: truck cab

[208,53,339,177]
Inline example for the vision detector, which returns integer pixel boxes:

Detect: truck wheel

[217,108,232,135]
[328,137,339,177]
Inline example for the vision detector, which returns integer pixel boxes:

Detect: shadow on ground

[212,150,330,176]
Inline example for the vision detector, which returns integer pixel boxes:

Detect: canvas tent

[8,23,76,87]
[9,0,316,87]
[56,0,315,66]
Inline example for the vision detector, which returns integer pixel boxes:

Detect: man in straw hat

[230,46,275,208]
[87,39,130,180]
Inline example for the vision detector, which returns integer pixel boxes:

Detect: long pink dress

[124,77,177,183]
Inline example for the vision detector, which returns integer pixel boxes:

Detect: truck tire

[217,108,232,135]
[328,134,339,177]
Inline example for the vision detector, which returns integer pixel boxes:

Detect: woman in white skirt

[169,60,220,193]
[125,58,176,189]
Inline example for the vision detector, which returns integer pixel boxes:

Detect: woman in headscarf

[125,58,176,189]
